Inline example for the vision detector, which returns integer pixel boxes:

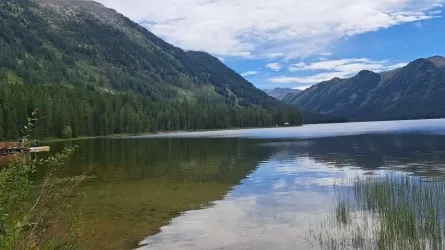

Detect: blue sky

[233,15,445,89]
[98,0,445,90]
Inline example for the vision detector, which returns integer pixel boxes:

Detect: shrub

[62,126,73,139]
[0,146,87,248]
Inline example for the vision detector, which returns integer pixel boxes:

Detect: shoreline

[41,133,133,143]
[28,117,445,143]
[40,125,302,143]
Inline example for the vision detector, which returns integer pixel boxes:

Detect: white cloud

[387,62,409,69]
[293,86,312,91]
[241,71,259,77]
[271,58,407,84]
[289,58,387,72]
[266,63,281,71]
[414,22,423,27]
[270,73,347,84]
[318,52,332,56]
[264,52,286,59]
[97,0,444,58]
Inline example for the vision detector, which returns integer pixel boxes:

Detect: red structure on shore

[0,142,25,155]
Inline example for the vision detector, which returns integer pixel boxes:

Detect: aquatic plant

[313,174,445,250]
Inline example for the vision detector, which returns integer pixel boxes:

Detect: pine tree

[0,104,4,140]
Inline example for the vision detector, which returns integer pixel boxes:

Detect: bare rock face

[32,0,152,47]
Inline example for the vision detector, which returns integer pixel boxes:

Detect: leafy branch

[19,108,39,145]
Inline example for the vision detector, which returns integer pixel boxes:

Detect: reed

[313,174,445,250]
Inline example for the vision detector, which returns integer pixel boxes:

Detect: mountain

[0,0,301,140]
[299,110,348,124]
[286,56,445,121]
[263,88,301,101]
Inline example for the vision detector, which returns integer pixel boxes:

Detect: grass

[0,147,87,249]
[41,134,134,143]
[6,70,24,84]
[313,174,445,250]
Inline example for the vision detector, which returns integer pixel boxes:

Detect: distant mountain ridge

[285,56,445,121]
[263,88,301,101]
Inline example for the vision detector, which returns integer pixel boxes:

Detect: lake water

[19,119,445,249]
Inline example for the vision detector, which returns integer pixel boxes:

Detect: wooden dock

[29,146,50,153]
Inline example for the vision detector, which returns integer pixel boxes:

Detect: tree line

[0,83,301,140]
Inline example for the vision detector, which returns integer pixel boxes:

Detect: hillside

[0,0,301,140]
[263,88,347,124]
[286,56,445,121]
[263,88,301,101]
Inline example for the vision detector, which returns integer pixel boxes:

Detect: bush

[62,126,73,139]
[0,146,86,248]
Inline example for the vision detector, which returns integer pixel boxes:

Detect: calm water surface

[25,120,445,248]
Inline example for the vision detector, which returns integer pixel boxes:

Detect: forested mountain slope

[286,56,445,121]
[0,0,301,140]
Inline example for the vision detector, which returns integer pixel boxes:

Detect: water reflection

[136,119,445,139]
[5,127,445,249]
[47,138,278,249]
[276,134,445,177]
[140,133,445,250]
[139,156,341,249]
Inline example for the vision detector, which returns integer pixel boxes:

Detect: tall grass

[0,147,88,249]
[313,174,445,250]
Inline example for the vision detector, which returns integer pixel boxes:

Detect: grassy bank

[41,134,133,143]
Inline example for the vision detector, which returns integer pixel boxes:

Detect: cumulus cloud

[266,63,281,71]
[270,58,407,84]
[271,73,347,84]
[97,0,444,59]
[241,71,259,77]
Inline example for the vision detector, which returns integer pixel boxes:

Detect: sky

[97,0,445,90]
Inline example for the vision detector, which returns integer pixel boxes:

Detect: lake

[18,119,445,249]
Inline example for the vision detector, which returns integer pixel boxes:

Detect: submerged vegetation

[314,174,445,250]
[53,138,269,249]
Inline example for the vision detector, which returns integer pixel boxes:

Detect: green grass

[42,136,98,143]
[6,70,24,84]
[41,133,138,143]
[313,174,445,250]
